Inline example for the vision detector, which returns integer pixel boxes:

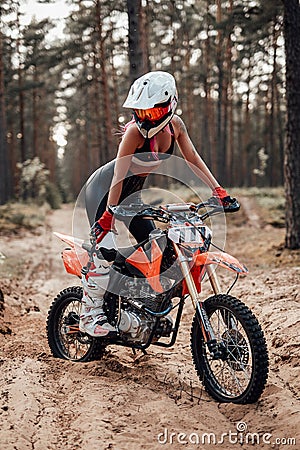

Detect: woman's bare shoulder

[118,122,144,155]
[171,115,188,138]
[124,122,144,142]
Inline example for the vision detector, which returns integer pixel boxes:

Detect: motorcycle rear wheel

[191,294,269,404]
[46,286,106,362]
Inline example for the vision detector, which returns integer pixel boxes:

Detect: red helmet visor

[134,105,171,122]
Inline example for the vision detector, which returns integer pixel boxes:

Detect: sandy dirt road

[0,201,299,450]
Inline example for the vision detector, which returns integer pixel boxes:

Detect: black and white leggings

[84,159,155,243]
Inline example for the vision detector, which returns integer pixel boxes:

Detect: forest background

[0,0,299,247]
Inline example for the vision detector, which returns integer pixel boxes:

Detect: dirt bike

[47,198,269,404]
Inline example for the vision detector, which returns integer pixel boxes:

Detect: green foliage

[16,157,50,205]
[14,158,63,209]
[45,181,62,210]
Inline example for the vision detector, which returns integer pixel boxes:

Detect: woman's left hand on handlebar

[212,186,236,207]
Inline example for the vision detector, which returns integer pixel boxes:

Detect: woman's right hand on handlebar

[90,210,115,243]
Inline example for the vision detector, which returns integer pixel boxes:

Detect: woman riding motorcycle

[81,71,235,337]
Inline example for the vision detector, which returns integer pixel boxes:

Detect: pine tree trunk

[283,0,300,249]
[126,0,149,82]
[32,66,39,158]
[95,0,113,161]
[275,78,284,185]
[235,100,243,186]
[17,10,26,162]
[140,0,150,73]
[92,50,103,167]
[204,1,216,174]
[0,31,11,204]
[242,76,251,187]
[183,36,193,135]
[227,64,234,186]
[216,0,224,183]
[225,0,233,186]
[267,20,277,187]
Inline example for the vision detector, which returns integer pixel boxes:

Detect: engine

[117,278,174,344]
[118,308,153,343]
[118,307,173,344]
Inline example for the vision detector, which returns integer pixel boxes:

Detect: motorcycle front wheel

[191,294,269,404]
[46,286,106,362]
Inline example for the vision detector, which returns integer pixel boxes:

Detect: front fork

[205,265,221,295]
[173,244,222,359]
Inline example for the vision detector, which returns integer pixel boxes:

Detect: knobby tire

[191,294,269,404]
[46,286,106,362]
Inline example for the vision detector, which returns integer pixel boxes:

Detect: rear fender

[195,251,248,274]
[53,232,84,249]
[53,232,88,277]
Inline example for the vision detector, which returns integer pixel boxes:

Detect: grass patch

[219,187,286,228]
[0,202,50,235]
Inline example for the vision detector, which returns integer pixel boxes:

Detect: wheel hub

[222,329,249,371]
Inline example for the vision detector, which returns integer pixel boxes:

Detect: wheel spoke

[57,299,92,360]
[47,287,106,362]
[207,307,253,397]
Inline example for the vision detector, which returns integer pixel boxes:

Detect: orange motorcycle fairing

[194,251,248,274]
[126,240,164,293]
[53,232,89,277]
[61,248,86,277]
[182,264,206,296]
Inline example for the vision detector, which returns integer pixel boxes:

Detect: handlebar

[197,196,240,216]
[110,197,240,223]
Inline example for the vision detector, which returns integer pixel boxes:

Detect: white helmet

[123,71,178,138]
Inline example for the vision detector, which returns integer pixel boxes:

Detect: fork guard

[195,251,248,274]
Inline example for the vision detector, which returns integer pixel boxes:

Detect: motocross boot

[79,292,116,337]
